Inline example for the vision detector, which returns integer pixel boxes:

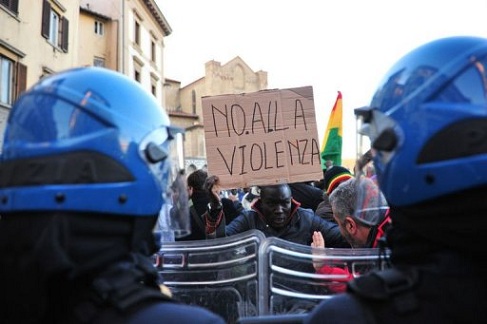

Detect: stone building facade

[0,0,171,146]
[165,56,268,172]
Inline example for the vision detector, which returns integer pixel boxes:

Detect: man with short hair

[311,177,390,292]
[313,177,390,250]
[204,176,350,248]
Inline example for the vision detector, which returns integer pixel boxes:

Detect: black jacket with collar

[178,190,242,241]
[213,199,350,248]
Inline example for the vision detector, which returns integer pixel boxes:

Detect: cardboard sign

[202,86,322,189]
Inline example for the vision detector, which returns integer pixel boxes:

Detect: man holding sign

[204,175,349,249]
[202,86,349,248]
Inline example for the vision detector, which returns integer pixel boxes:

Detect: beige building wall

[0,0,81,147]
[80,0,171,108]
[1,1,80,85]
[164,79,199,167]
[0,0,172,148]
[78,8,117,70]
[164,78,181,111]
[168,56,268,171]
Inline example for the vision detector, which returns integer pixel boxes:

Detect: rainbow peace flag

[320,91,343,170]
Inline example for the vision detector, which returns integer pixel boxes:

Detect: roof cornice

[142,0,172,36]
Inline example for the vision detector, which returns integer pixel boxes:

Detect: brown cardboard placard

[202,86,322,189]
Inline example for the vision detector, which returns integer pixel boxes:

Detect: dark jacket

[365,212,391,248]
[0,212,225,323]
[306,189,487,324]
[289,182,325,212]
[207,199,350,248]
[177,190,242,241]
[306,250,485,324]
[315,195,334,222]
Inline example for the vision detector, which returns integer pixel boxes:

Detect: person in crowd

[306,36,487,323]
[310,177,390,292]
[323,165,354,196]
[313,177,390,250]
[241,186,260,210]
[313,179,325,190]
[313,165,354,222]
[288,181,325,212]
[205,176,351,315]
[177,169,242,241]
[204,176,350,248]
[314,193,334,222]
[0,67,224,323]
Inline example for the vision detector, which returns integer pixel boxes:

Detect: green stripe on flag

[321,128,342,169]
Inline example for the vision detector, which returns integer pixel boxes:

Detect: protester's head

[0,67,187,220]
[259,184,292,229]
[187,169,208,197]
[329,177,388,248]
[324,165,353,195]
[355,36,487,207]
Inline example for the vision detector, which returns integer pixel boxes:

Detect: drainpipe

[120,0,125,73]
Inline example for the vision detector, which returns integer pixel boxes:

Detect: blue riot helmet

[355,36,487,207]
[0,67,189,228]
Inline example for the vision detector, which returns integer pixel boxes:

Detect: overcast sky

[156,0,487,159]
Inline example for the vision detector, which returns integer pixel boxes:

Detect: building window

[49,10,59,45]
[151,75,158,96]
[133,56,144,83]
[94,20,104,36]
[41,0,69,52]
[93,57,105,67]
[0,55,26,106]
[151,40,156,62]
[134,20,141,46]
[0,56,13,105]
[0,0,19,14]
[41,66,55,80]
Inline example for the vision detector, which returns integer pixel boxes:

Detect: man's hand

[311,231,325,249]
[204,175,224,235]
[228,189,239,202]
[311,231,325,271]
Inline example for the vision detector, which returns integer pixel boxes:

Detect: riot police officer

[0,67,224,323]
[306,36,487,323]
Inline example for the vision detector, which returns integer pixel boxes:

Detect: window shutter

[0,0,19,14]
[11,0,19,13]
[15,62,27,100]
[41,0,51,39]
[61,17,69,52]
